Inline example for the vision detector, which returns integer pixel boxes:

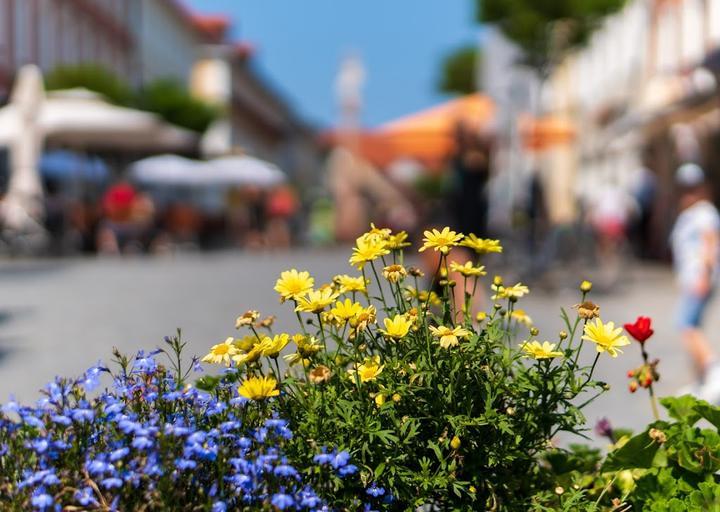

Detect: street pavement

[0,248,708,442]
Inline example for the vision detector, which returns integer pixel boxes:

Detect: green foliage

[202,228,617,509]
[437,45,480,96]
[44,65,219,133]
[136,79,220,133]
[45,64,134,106]
[535,395,720,511]
[477,0,627,74]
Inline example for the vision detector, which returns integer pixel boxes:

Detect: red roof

[163,0,230,43]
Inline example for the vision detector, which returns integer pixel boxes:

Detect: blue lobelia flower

[271,492,295,510]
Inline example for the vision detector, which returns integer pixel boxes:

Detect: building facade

[0,0,140,96]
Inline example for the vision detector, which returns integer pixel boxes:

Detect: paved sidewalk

[0,250,708,440]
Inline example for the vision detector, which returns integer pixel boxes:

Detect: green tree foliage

[44,65,219,133]
[45,63,134,106]
[136,79,220,134]
[438,45,481,95]
[477,0,626,75]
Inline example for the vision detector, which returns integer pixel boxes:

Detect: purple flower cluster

[0,348,355,511]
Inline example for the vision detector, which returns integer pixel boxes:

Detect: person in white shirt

[670,163,720,400]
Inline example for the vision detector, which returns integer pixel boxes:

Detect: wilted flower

[573,301,599,320]
[382,264,407,283]
[235,310,260,328]
[309,365,332,384]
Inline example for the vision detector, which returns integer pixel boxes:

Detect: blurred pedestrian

[671,163,720,401]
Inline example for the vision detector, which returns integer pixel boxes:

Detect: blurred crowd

[38,177,300,257]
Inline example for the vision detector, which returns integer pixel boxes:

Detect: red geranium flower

[624,316,654,343]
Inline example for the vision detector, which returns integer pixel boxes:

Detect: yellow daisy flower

[418,227,463,254]
[349,236,390,269]
[330,299,364,323]
[201,337,239,365]
[429,325,471,349]
[386,230,411,250]
[511,309,533,327]
[491,282,530,300]
[232,345,263,366]
[274,269,314,303]
[582,318,630,358]
[232,335,260,352]
[238,376,280,400]
[520,340,563,360]
[460,234,503,254]
[258,333,290,358]
[348,355,384,383]
[295,288,338,313]
[333,274,368,293]
[449,261,487,277]
[349,305,377,333]
[378,314,413,340]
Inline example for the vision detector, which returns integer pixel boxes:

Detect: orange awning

[519,114,575,151]
[374,93,495,169]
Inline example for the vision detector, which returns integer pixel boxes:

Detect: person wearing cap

[670,163,720,401]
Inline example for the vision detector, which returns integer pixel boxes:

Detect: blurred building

[0,1,139,95]
[544,0,720,257]
[191,44,319,185]
[0,0,318,181]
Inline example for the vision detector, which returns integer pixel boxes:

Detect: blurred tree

[135,79,220,133]
[477,0,626,76]
[45,64,134,106]
[45,65,220,133]
[438,45,481,95]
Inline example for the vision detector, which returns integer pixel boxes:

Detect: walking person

[671,163,720,402]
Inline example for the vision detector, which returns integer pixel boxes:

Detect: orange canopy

[519,114,575,151]
[374,93,495,169]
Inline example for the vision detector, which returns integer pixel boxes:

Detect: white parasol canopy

[40,88,197,151]
[130,154,286,188]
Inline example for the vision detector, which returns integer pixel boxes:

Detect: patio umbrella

[208,155,286,187]
[40,89,197,152]
[40,149,109,182]
[129,154,210,186]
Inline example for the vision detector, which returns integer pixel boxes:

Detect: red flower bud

[627,369,635,378]
[624,316,654,343]
[629,381,638,393]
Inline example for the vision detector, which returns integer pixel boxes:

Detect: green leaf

[661,396,702,425]
[602,431,661,471]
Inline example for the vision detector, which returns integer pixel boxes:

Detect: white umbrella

[40,89,197,152]
[209,155,286,187]
[129,154,211,186]
[130,154,286,188]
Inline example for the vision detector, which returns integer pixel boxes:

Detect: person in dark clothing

[449,122,491,237]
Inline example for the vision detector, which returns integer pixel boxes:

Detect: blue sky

[185,0,480,128]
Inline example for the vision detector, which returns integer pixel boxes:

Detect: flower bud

[629,380,638,393]
[392,393,401,402]
[447,280,456,288]
[450,435,461,450]
[559,330,568,340]
[555,486,564,495]
[580,280,592,293]
[506,407,515,416]
[493,275,503,286]
[493,303,502,310]
[374,394,385,407]
[476,311,487,322]
[529,327,539,336]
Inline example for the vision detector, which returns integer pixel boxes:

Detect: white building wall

[138,0,200,85]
